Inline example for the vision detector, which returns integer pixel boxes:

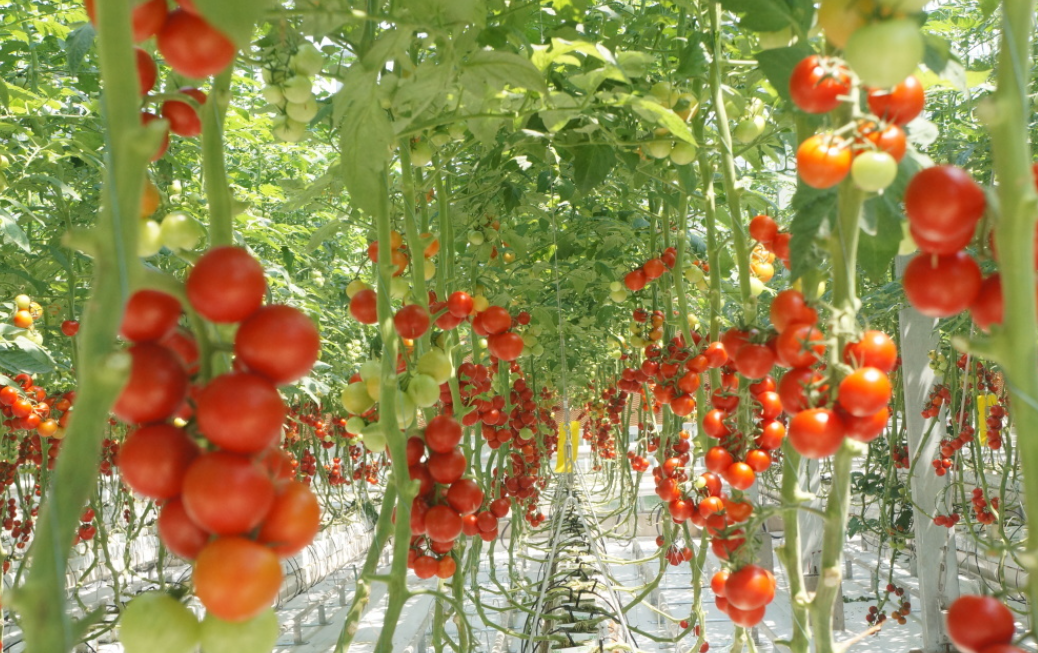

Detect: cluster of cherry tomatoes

[623,247,679,293]
[864,583,911,626]
[931,426,973,477]
[747,215,791,270]
[969,488,1000,526]
[710,563,777,629]
[113,246,321,623]
[0,373,73,440]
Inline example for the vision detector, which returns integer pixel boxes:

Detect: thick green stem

[988,0,1038,627]
[10,0,146,650]
[202,70,234,247]
[776,447,810,653]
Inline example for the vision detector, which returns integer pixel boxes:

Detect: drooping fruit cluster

[747,215,791,271]
[0,373,73,440]
[710,563,777,628]
[261,41,326,143]
[970,488,1000,525]
[113,246,321,623]
[622,247,678,294]
[865,583,911,626]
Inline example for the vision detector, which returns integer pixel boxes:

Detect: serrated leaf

[755,45,815,104]
[0,79,7,108]
[788,186,836,281]
[0,338,58,375]
[626,97,696,145]
[677,36,708,79]
[859,197,901,283]
[0,211,30,253]
[307,219,345,252]
[64,24,95,76]
[337,70,393,217]
[460,50,547,94]
[570,144,615,196]
[191,0,273,46]
[922,34,966,92]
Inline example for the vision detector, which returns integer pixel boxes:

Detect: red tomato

[770,289,817,332]
[488,332,524,361]
[837,367,892,417]
[904,166,986,243]
[86,0,167,43]
[394,304,430,339]
[120,289,181,343]
[446,479,484,516]
[112,343,188,425]
[161,98,201,137]
[867,75,925,125]
[861,122,907,162]
[745,449,772,472]
[945,595,1016,653]
[181,452,275,535]
[186,246,266,323]
[118,424,199,499]
[702,409,733,439]
[840,405,889,443]
[61,320,80,337]
[140,112,169,161]
[671,394,696,417]
[194,537,283,622]
[788,408,845,459]
[723,462,756,491]
[797,133,852,189]
[160,327,200,375]
[624,268,648,292]
[778,367,827,414]
[705,446,735,473]
[711,569,730,596]
[135,47,157,95]
[775,323,825,368]
[903,251,982,317]
[748,215,778,244]
[789,55,851,114]
[157,496,209,560]
[195,373,286,454]
[732,344,775,380]
[349,288,378,324]
[447,291,474,317]
[425,505,463,542]
[725,564,775,610]
[235,305,320,385]
[257,481,321,557]
[478,306,511,335]
[843,330,898,372]
[425,416,462,453]
[969,274,1004,332]
[727,604,766,628]
[427,448,467,485]
[644,258,666,280]
[157,10,236,79]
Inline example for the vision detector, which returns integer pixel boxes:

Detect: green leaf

[625,97,696,145]
[0,78,8,108]
[859,198,902,283]
[922,34,966,92]
[0,338,58,375]
[336,70,393,218]
[192,0,273,46]
[64,25,95,76]
[570,144,616,196]
[307,219,345,253]
[397,0,485,28]
[676,35,708,79]
[755,45,815,104]
[0,211,30,253]
[788,185,836,281]
[460,50,548,94]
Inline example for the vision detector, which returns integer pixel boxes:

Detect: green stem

[202,70,234,248]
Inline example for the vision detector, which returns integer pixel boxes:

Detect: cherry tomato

[157,496,210,560]
[425,505,462,543]
[235,304,320,385]
[446,479,484,516]
[113,343,188,425]
[195,373,286,454]
[349,288,378,324]
[186,246,267,323]
[904,165,986,243]
[732,344,775,380]
[902,251,982,317]
[194,537,283,622]
[775,323,825,369]
[447,292,474,318]
[945,595,1015,653]
[256,481,321,557]
[120,289,181,343]
[725,564,776,610]
[135,47,157,95]
[425,416,462,453]
[488,332,524,361]
[723,462,755,491]
[860,122,908,162]
[85,0,167,43]
[788,408,844,459]
[182,452,275,535]
[394,304,430,339]
[748,215,778,244]
[789,55,851,114]
[770,289,817,332]
[797,133,852,189]
[157,10,236,79]
[117,424,199,499]
[843,330,897,373]
[837,367,892,417]
[867,75,925,125]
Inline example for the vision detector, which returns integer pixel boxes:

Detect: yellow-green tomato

[119,593,200,653]
[851,151,898,192]
[138,220,163,257]
[200,609,278,653]
[417,348,452,384]
[407,373,440,408]
[341,382,375,415]
[844,19,924,89]
[159,212,205,251]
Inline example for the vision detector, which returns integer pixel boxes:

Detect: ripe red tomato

[748,215,778,244]
[425,505,463,542]
[969,274,1004,332]
[447,291,474,318]
[86,0,167,43]
[480,306,512,334]
[769,289,817,332]
[194,537,283,622]
[705,446,734,473]
[427,448,467,485]
[135,47,157,95]
[789,55,851,114]
[446,479,484,515]
[745,449,772,472]
[112,343,188,425]
[195,373,286,453]
[160,327,200,375]
[425,416,462,453]
[489,332,524,361]
[157,496,209,560]
[670,393,696,417]
[778,368,827,414]
[161,98,201,137]
[840,405,889,443]
[859,122,907,163]
[788,408,845,459]
[843,330,897,373]
[903,251,982,317]
[394,304,430,339]
[490,498,511,518]
[727,603,766,628]
[710,569,729,596]
[945,595,1016,653]
[725,564,776,610]
[349,288,378,324]
[118,424,199,499]
[624,268,648,292]
[797,133,852,189]
[182,452,275,535]
[905,166,986,243]
[775,323,825,369]
[732,344,775,380]
[186,246,266,323]
[723,462,756,491]
[837,367,892,417]
[256,481,320,557]
[867,75,925,125]
[60,320,80,337]
[157,10,236,79]
[120,289,181,343]
[702,409,733,439]
[235,305,320,385]
[644,258,666,280]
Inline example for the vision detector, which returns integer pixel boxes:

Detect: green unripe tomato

[610,288,629,303]
[361,424,387,452]
[346,279,370,298]
[344,416,366,435]
[262,85,285,107]
[14,294,31,310]
[844,19,924,89]
[468,231,485,246]
[410,141,433,167]
[733,116,766,144]
[407,373,440,408]
[286,98,318,124]
[341,382,375,415]
[119,593,200,653]
[291,42,325,77]
[396,391,416,427]
[281,76,313,104]
[669,142,697,166]
[851,151,898,192]
[272,116,307,143]
[417,348,452,384]
[138,220,163,257]
[359,360,381,381]
[644,140,673,159]
[200,609,277,653]
[159,212,205,251]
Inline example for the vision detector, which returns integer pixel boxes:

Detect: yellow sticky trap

[555,421,581,472]
[977,393,996,446]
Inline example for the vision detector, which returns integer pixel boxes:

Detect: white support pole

[896,256,960,652]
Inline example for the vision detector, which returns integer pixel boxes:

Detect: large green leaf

[570,144,616,196]
[336,70,393,218]
[756,45,815,104]
[65,25,94,76]
[397,0,485,28]
[0,337,58,375]
[460,50,548,94]
[788,185,836,281]
[0,210,30,252]
[859,199,902,283]
[192,0,273,46]
[624,97,697,145]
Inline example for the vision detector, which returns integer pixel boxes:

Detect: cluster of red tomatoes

[406,415,510,578]
[86,0,235,81]
[945,594,1022,653]
[623,247,679,292]
[113,246,322,623]
[790,52,922,191]
[617,333,719,418]
[581,387,627,462]
[747,215,791,270]
[932,425,973,477]
[865,583,911,626]
[0,373,73,440]
[969,488,1000,526]
[710,564,777,629]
